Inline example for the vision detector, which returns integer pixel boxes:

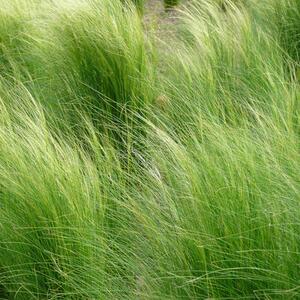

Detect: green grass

[0,0,299,299]
[164,0,180,10]
[128,0,145,13]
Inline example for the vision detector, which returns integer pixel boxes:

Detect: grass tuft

[0,0,299,299]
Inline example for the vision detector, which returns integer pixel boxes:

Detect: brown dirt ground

[143,0,183,40]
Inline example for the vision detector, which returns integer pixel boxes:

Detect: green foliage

[129,0,145,13]
[270,0,300,64]
[0,0,299,299]
[45,0,154,134]
[164,0,180,10]
[0,1,35,78]
[161,0,293,133]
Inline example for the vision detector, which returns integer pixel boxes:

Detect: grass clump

[127,0,145,13]
[0,0,299,299]
[0,81,137,299]
[160,0,294,135]
[271,0,300,65]
[164,0,180,10]
[44,0,155,135]
[0,1,36,79]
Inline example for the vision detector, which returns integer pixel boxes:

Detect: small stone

[155,94,170,110]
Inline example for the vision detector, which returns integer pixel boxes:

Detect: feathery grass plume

[0,0,78,122]
[164,0,180,10]
[135,112,300,298]
[0,0,156,146]
[271,0,300,65]
[43,0,155,139]
[242,0,299,79]
[0,0,299,299]
[0,80,141,299]
[135,1,300,297]
[0,85,103,299]
[126,0,145,14]
[0,0,38,79]
[273,0,300,82]
[158,0,295,137]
